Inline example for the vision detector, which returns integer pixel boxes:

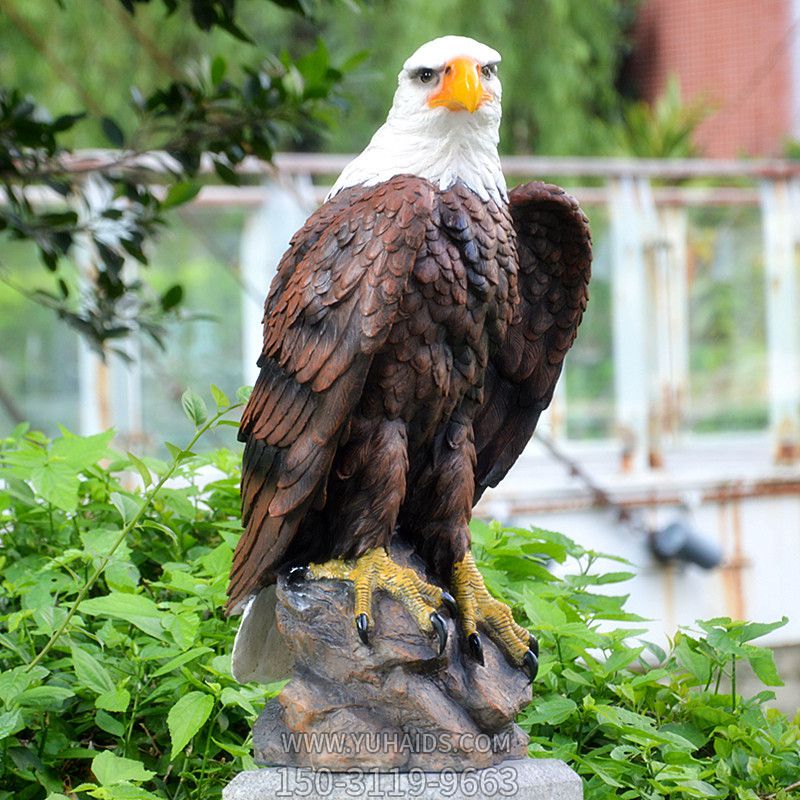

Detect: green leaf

[747,648,784,686]
[340,49,369,72]
[213,158,240,185]
[660,722,708,749]
[561,667,593,687]
[110,491,142,525]
[0,665,49,706]
[210,384,230,409]
[81,527,131,562]
[127,451,152,488]
[736,617,788,643]
[71,645,115,695]
[594,705,696,749]
[676,780,726,797]
[220,686,256,715]
[95,687,131,712]
[675,636,712,683]
[101,116,125,147]
[95,709,125,736]
[51,429,114,470]
[0,708,25,738]
[151,646,213,678]
[523,592,567,628]
[99,785,162,800]
[181,388,208,428]
[104,560,140,593]
[30,460,78,511]
[17,685,74,710]
[525,695,578,725]
[160,283,184,311]
[164,441,196,463]
[81,592,165,639]
[161,182,201,209]
[163,611,199,649]
[92,750,155,785]
[236,385,253,403]
[211,55,227,85]
[167,691,214,759]
[592,571,636,585]
[10,420,30,439]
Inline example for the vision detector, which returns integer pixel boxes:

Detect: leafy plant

[1,1,350,356]
[0,401,797,798]
[611,75,711,158]
[0,387,274,798]
[472,522,799,800]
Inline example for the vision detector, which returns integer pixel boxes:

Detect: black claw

[522,649,539,683]
[440,591,458,617]
[430,612,448,655]
[355,613,370,646]
[468,632,484,666]
[287,566,308,585]
[529,634,539,658]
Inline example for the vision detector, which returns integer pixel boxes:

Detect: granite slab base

[223,758,583,800]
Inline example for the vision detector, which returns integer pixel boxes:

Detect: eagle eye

[416,68,437,84]
[481,63,498,79]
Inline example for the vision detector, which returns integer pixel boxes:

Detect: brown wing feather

[473,182,592,502]
[227,176,434,613]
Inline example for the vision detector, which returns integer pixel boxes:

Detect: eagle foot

[451,552,539,682]
[307,547,450,655]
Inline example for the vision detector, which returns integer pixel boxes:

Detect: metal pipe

[15,149,800,180]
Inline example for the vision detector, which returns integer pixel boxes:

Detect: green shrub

[0,389,271,799]
[0,389,798,799]
[472,522,799,799]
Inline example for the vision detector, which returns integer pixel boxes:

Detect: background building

[628,0,800,156]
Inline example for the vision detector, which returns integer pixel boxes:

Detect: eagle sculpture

[228,36,591,684]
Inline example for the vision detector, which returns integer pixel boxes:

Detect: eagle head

[396,35,502,120]
[328,36,506,204]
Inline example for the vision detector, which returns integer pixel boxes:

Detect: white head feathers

[328,36,506,204]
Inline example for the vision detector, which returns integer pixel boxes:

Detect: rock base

[223,759,583,800]
[253,543,532,771]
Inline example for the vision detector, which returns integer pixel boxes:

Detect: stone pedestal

[254,559,532,771]
[224,759,583,799]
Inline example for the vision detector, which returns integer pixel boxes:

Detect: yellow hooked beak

[427,57,490,113]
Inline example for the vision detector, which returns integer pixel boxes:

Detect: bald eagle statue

[228,36,591,685]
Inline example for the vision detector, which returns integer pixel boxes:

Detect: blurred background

[1,0,799,708]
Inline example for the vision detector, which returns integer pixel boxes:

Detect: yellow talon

[452,552,536,674]
[307,547,448,652]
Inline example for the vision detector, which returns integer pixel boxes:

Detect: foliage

[2,0,638,160]
[1,403,797,798]
[564,270,614,439]
[611,75,711,158]
[784,139,800,160]
[0,388,273,799]
[308,0,637,156]
[472,522,799,800]
[116,0,319,43]
[686,205,768,433]
[0,0,349,356]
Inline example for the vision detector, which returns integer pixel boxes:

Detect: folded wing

[228,176,434,612]
[473,182,592,502]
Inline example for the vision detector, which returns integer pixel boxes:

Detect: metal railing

[5,151,800,471]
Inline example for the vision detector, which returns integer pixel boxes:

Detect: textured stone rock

[224,759,583,800]
[253,552,532,771]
